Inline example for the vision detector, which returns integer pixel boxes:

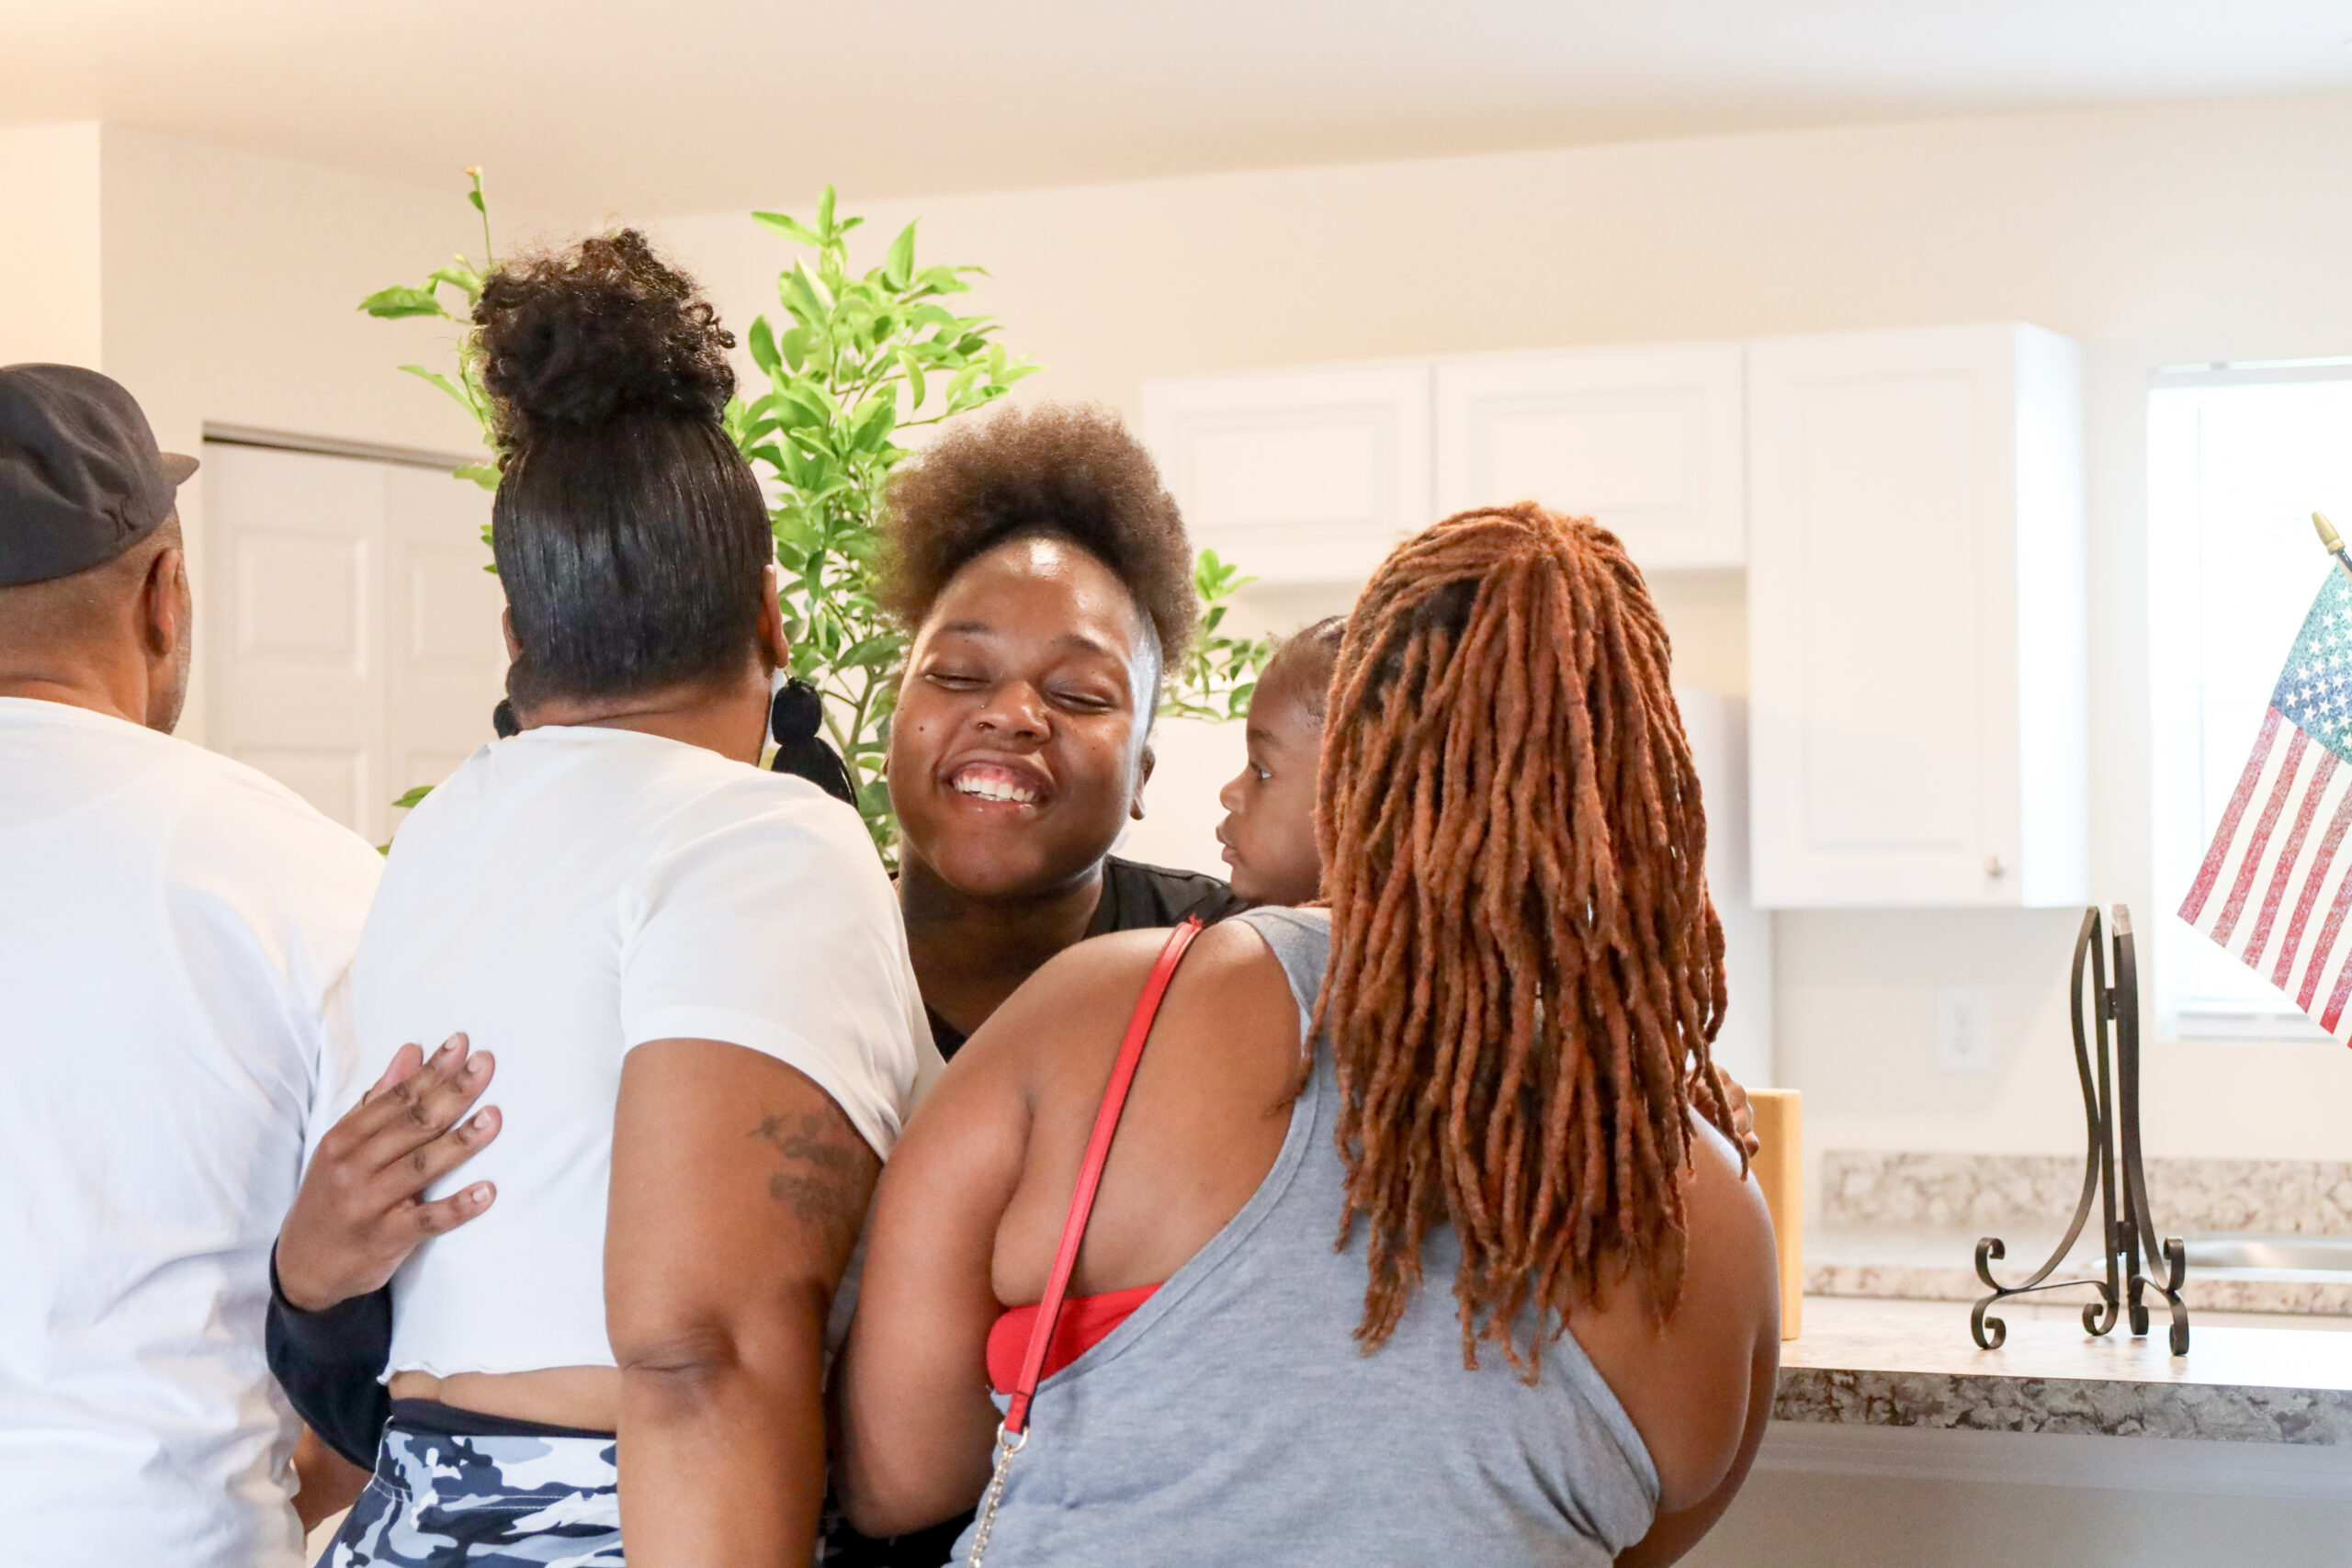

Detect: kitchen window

[2149,362,2352,1041]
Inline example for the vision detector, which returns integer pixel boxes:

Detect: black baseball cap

[0,364,198,589]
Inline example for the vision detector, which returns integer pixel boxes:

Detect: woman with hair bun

[289,231,933,1567]
[266,372,1248,1568]
[836,503,1778,1566]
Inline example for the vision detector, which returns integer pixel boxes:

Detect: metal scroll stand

[1971,905,2191,1355]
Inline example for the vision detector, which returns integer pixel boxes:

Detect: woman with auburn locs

[834,503,1781,1567]
[285,231,933,1567]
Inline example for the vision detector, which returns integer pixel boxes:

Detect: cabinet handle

[1984,854,2006,879]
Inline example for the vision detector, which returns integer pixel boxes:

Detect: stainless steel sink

[2180,1234,2352,1274]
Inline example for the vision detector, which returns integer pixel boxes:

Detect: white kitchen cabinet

[1434,342,1745,569]
[1141,362,1431,584]
[1746,323,2086,908]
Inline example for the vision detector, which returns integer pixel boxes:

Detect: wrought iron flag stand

[1971,905,2190,1355]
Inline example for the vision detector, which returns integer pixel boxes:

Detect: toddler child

[1215,616,1345,908]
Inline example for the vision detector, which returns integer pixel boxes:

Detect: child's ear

[1131,742,1157,821]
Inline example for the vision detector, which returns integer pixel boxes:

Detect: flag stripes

[2181,709,2352,1039]
[2181,707,2280,925]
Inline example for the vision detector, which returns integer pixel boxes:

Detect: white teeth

[955,773,1040,804]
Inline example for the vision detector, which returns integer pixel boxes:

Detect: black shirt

[922,856,1238,1059]
[266,855,1238,1524]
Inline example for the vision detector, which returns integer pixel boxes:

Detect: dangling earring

[767,666,797,743]
[768,674,857,807]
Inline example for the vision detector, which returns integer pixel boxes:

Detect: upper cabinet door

[1746,323,2087,908]
[1434,343,1746,569]
[1142,363,1432,584]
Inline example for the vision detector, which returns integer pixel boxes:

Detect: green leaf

[816,185,837,237]
[842,632,902,667]
[393,784,435,809]
[884,220,918,289]
[752,210,822,246]
[453,462,500,491]
[359,284,448,320]
[426,264,483,303]
[780,324,819,374]
[783,264,830,325]
[399,364,478,416]
[895,347,927,412]
[748,316,782,379]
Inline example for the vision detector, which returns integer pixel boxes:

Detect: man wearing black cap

[0,365,390,1566]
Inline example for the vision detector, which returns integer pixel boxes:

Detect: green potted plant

[366,173,1269,858]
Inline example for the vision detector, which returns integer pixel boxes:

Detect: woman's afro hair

[474,229,736,449]
[877,400,1198,671]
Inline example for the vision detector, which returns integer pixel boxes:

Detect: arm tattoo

[748,1106,875,1269]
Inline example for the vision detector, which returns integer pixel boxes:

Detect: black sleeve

[266,1247,392,1470]
[1089,858,1238,936]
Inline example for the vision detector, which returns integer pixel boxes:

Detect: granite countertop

[1805,1226,2352,1315]
[1778,1296,2352,1443]
[1807,1151,2352,1318]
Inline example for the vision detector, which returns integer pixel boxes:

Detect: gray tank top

[949,906,1659,1567]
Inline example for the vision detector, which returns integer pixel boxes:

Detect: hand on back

[274,1033,500,1312]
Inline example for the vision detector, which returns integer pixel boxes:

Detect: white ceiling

[7,0,2352,216]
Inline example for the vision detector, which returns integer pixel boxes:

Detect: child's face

[1216,667,1326,907]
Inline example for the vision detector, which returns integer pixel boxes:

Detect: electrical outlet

[1936,987,1993,1074]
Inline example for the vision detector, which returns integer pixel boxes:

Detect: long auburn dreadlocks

[1314,501,1736,1375]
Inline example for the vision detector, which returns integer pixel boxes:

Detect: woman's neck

[899,855,1108,1040]
[515,676,768,765]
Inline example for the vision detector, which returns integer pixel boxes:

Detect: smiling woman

[818,402,1235,1567]
[876,401,1235,1060]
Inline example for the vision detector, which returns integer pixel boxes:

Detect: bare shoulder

[1681,1116,1774,1258]
[953,919,1277,1072]
[1568,1114,1779,1514]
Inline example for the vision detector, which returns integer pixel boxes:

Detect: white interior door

[386,467,508,812]
[202,441,503,843]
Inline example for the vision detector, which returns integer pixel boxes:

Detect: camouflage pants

[319,1413,622,1567]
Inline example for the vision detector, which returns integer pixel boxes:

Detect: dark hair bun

[474,229,736,447]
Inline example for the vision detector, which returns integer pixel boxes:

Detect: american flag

[2181,567,2352,1040]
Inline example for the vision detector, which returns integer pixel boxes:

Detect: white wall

[0,122,103,367]
[645,91,2352,1201]
[88,129,568,743]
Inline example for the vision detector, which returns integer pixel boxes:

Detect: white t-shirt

[348,724,934,1379]
[0,697,384,1568]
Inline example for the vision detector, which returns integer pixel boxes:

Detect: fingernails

[469,1183,494,1205]
[429,1040,454,1065]
[469,1110,494,1130]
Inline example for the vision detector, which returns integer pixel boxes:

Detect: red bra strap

[1001,915,1204,1436]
